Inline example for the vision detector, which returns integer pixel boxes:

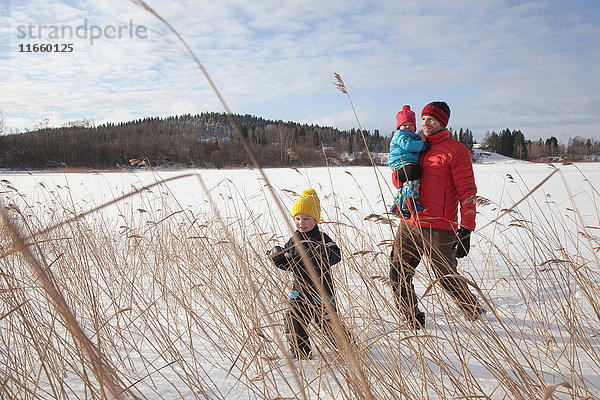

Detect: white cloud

[1,0,598,145]
[4,116,35,131]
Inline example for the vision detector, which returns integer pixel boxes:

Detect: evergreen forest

[0,113,597,170]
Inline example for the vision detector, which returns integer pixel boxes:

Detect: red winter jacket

[405,129,477,232]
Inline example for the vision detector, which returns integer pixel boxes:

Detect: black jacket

[273,225,341,303]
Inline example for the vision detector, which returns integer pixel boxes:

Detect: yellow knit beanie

[292,189,321,223]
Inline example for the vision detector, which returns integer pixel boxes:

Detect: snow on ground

[1,161,599,399]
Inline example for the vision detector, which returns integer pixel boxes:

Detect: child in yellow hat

[268,189,350,360]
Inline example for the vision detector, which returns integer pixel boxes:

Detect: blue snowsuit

[388,129,427,170]
[388,129,427,217]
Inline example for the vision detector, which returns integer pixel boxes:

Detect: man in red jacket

[389,101,484,330]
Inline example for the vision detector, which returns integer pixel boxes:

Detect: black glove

[396,164,422,184]
[454,227,472,258]
[268,245,287,267]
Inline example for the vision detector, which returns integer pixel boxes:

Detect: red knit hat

[395,105,416,130]
[421,101,450,128]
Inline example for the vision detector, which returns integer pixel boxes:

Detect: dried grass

[0,164,598,399]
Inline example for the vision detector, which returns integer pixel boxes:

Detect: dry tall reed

[1,163,599,399]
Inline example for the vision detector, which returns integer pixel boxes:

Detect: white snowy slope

[471,147,528,164]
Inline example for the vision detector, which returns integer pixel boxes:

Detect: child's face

[294,213,317,232]
[399,122,416,133]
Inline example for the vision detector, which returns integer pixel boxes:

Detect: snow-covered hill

[471,147,527,164]
[375,147,527,165]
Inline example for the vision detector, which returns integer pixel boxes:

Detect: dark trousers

[389,221,480,318]
[285,298,348,358]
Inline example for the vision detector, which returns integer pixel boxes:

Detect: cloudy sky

[1,0,599,143]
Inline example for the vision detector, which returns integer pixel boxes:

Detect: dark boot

[392,284,425,330]
[405,309,426,331]
[464,306,486,322]
[285,306,313,360]
[439,275,482,321]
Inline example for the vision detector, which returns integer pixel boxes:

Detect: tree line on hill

[0,113,389,169]
[480,129,600,161]
[0,113,597,169]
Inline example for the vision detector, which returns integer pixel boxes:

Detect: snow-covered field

[1,159,599,399]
